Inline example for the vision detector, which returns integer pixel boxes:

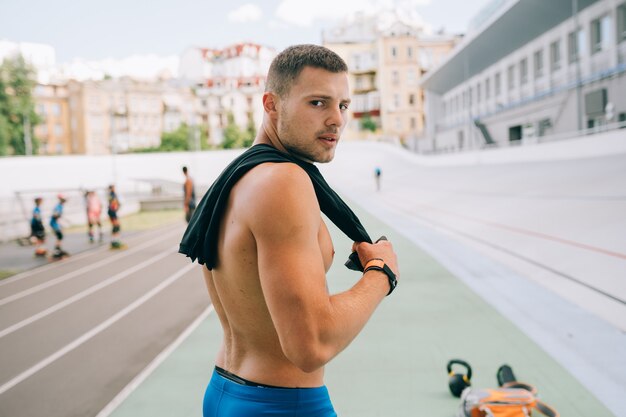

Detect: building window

[520,58,528,84]
[495,72,501,96]
[485,78,491,99]
[568,28,585,62]
[550,40,561,71]
[409,93,415,106]
[355,76,363,90]
[392,70,399,85]
[591,15,611,53]
[619,3,626,43]
[468,87,473,106]
[418,49,433,69]
[54,124,63,136]
[410,117,416,129]
[393,94,400,108]
[407,46,413,58]
[533,49,544,78]
[391,46,397,58]
[507,65,515,90]
[476,83,481,103]
[353,54,361,70]
[407,69,416,85]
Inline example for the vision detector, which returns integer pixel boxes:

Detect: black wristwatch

[364,258,397,296]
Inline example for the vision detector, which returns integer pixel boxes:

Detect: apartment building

[162,83,196,133]
[67,78,164,154]
[33,83,72,154]
[179,43,275,144]
[420,0,626,153]
[323,11,459,142]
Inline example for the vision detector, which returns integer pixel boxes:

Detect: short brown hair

[266,44,348,98]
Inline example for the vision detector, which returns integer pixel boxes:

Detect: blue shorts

[203,368,337,417]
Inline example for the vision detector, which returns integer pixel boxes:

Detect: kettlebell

[447,359,472,397]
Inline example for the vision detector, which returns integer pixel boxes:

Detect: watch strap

[364,258,397,296]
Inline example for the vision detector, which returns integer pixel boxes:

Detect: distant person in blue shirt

[50,194,69,258]
[374,166,382,191]
[30,197,47,257]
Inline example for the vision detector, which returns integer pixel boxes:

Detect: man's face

[275,67,350,163]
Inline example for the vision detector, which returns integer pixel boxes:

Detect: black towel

[178,144,371,270]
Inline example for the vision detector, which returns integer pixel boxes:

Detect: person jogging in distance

[179,44,399,417]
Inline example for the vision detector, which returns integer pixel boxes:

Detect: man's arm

[245,163,398,372]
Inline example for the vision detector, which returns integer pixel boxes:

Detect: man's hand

[352,237,399,281]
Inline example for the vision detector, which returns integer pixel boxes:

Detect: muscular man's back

[202,163,334,388]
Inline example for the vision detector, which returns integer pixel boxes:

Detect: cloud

[228,4,263,23]
[57,54,180,81]
[275,0,430,27]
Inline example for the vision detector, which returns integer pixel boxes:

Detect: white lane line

[0,228,182,307]
[0,246,179,339]
[0,222,183,287]
[0,262,196,396]
[96,303,213,417]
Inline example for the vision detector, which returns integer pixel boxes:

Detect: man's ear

[263,92,278,114]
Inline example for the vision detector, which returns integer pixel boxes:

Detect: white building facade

[178,43,275,144]
[420,0,626,153]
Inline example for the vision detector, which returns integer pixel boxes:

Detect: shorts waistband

[215,366,297,389]
[209,368,330,403]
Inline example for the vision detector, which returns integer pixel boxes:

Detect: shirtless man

[187,45,399,416]
[182,166,196,223]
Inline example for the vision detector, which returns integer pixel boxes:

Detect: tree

[132,122,210,153]
[221,112,246,149]
[243,114,256,148]
[360,114,377,133]
[159,123,190,151]
[0,55,40,156]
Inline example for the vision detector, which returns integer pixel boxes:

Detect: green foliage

[221,113,244,149]
[0,56,40,156]
[221,112,255,149]
[131,113,254,153]
[160,123,191,151]
[243,116,256,148]
[132,122,209,153]
[360,114,378,133]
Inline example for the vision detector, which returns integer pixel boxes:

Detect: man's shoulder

[244,161,311,192]
[238,162,320,234]
[236,162,316,214]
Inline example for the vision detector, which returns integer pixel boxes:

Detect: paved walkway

[0,230,124,276]
[93,201,618,417]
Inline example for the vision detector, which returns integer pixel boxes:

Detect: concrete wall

[405,127,626,166]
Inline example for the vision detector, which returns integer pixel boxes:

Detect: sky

[1,0,493,63]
